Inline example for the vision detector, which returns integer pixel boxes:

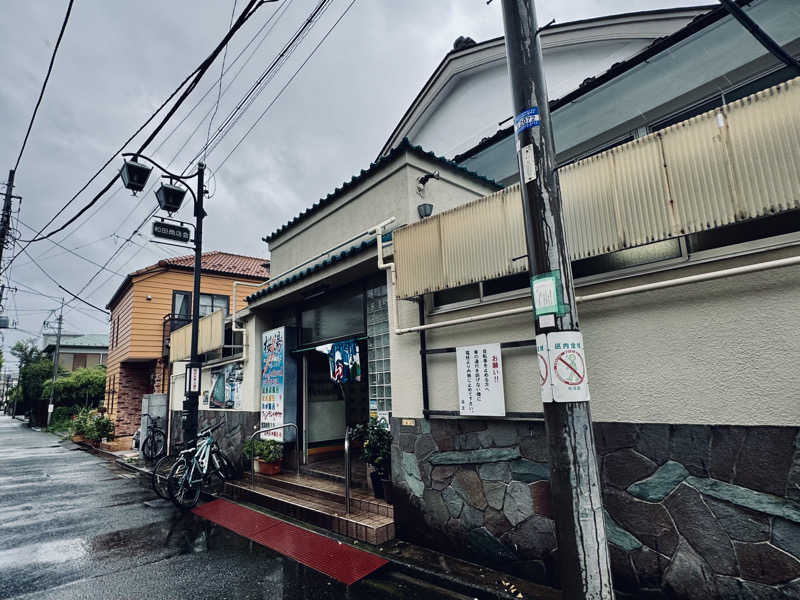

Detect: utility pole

[0,170,16,308]
[184,162,205,444]
[46,298,64,427]
[499,2,613,599]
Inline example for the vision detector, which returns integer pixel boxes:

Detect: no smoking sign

[537,331,590,404]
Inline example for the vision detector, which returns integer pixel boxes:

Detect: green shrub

[243,438,283,463]
[85,415,114,442]
[354,417,392,478]
[51,405,78,423]
[70,407,93,436]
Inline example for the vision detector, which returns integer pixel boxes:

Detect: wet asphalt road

[0,416,476,600]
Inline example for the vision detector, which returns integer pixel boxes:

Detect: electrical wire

[214,0,358,171]
[185,0,334,170]
[205,0,239,162]
[14,0,75,172]
[16,245,110,314]
[17,220,124,277]
[8,0,274,264]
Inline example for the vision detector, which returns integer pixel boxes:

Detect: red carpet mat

[192,498,388,585]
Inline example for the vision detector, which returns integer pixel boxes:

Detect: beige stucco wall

[390,246,800,426]
[267,151,496,279]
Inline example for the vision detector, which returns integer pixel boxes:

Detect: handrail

[248,424,300,488]
[344,426,351,514]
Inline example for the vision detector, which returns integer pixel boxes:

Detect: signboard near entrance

[261,327,285,441]
[456,343,506,417]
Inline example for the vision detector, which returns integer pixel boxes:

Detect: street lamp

[120,153,206,445]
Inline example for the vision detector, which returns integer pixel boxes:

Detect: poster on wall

[456,343,506,417]
[261,327,285,441]
[210,362,243,409]
[327,339,361,383]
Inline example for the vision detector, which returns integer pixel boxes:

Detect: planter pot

[381,479,393,504]
[254,459,282,475]
[370,470,385,499]
[71,434,85,443]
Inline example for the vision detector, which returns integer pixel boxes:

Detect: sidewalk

[101,447,560,600]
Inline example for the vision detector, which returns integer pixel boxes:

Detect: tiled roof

[263,138,500,243]
[108,251,269,310]
[246,238,377,304]
[130,251,269,279]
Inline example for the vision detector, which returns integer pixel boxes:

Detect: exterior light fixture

[155,182,187,214]
[120,159,153,194]
[416,170,440,197]
[417,203,434,219]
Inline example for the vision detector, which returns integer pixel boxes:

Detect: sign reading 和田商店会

[456,343,506,417]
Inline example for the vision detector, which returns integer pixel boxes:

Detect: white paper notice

[546,331,590,403]
[456,343,506,416]
[521,144,537,183]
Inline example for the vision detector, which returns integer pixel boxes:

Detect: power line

[7,0,274,266]
[54,0,292,251]
[17,220,124,277]
[205,0,240,162]
[187,0,334,170]
[14,0,75,172]
[17,245,110,315]
[215,0,358,171]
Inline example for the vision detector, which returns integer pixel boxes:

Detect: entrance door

[305,340,368,459]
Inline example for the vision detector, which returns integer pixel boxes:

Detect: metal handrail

[248,423,299,488]
[344,426,351,514]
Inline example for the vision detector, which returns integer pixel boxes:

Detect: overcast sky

[0,0,712,370]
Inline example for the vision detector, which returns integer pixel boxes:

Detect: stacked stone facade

[391,418,800,599]
[113,362,154,436]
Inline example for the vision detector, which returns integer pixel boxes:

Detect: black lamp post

[120,154,206,445]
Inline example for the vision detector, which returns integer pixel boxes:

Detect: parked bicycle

[140,413,167,461]
[167,421,236,509]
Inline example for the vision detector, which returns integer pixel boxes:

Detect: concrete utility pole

[46,298,64,427]
[0,170,16,308]
[499,1,614,598]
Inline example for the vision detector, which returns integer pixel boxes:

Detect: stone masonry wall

[390,418,800,599]
[114,362,154,437]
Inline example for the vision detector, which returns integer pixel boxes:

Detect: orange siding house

[104,251,268,438]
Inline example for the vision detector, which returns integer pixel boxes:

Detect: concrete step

[225,479,395,546]
[253,472,394,518]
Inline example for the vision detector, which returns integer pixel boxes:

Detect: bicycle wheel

[141,433,156,461]
[149,429,167,459]
[210,451,237,481]
[167,457,202,509]
[151,454,176,499]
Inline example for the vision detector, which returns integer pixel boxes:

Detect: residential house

[42,333,108,371]
[105,251,268,440]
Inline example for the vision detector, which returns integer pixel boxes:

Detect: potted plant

[70,407,92,443]
[244,438,283,475]
[358,417,392,501]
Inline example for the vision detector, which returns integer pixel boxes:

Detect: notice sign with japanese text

[538,331,590,403]
[456,343,506,417]
[261,327,285,441]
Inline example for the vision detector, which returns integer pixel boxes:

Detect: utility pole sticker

[538,331,589,404]
[514,106,540,135]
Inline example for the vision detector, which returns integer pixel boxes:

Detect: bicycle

[167,421,236,509]
[140,413,167,461]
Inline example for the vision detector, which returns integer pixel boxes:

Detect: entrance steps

[225,472,395,545]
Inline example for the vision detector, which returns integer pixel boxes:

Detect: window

[301,291,364,345]
[432,272,529,310]
[72,354,87,369]
[199,294,229,317]
[173,291,191,317]
[172,291,229,318]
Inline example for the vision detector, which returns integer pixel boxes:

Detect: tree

[41,365,106,407]
[11,339,54,427]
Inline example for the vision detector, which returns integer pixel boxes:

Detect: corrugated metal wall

[394,77,800,298]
